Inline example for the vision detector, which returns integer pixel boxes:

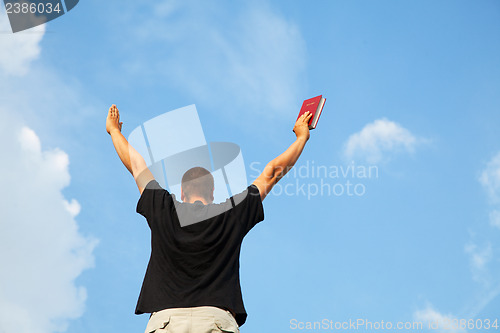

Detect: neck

[186,196,210,205]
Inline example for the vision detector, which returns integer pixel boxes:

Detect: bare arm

[252,112,313,201]
[106,105,154,194]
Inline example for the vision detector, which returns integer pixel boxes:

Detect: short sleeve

[232,184,265,234]
[136,180,173,226]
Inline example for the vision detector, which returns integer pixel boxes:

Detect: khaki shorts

[145,306,240,333]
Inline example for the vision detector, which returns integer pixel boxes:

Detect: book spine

[311,97,326,129]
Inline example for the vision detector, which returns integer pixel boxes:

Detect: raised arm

[106,105,154,194]
[252,111,313,201]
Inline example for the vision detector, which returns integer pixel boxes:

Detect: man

[106,104,312,333]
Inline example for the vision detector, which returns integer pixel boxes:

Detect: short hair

[181,167,214,201]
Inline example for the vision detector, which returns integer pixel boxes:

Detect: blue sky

[1,0,499,332]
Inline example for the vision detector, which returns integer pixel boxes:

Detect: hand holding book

[293,111,313,141]
[296,95,326,130]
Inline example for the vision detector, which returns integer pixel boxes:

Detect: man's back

[135,180,264,327]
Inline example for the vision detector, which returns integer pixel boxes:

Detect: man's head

[181,166,215,204]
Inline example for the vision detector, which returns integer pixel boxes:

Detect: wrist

[109,128,121,136]
[296,135,309,143]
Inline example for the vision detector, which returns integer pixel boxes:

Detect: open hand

[106,104,123,135]
[293,111,313,141]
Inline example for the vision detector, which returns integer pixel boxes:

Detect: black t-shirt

[135,180,264,326]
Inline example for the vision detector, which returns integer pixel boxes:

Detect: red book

[296,95,326,130]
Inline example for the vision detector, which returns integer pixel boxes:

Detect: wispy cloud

[466,282,500,318]
[459,152,500,318]
[470,152,500,288]
[479,152,500,205]
[489,210,500,229]
[413,304,467,333]
[343,118,423,163]
[121,0,306,117]
[0,11,45,76]
[0,114,97,333]
[464,242,493,286]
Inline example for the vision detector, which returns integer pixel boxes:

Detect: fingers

[108,104,120,118]
[300,111,312,123]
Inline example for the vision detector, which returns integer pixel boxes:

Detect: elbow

[131,160,147,180]
[264,162,282,185]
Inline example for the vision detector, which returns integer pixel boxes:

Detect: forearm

[252,110,312,200]
[267,137,308,183]
[110,129,133,174]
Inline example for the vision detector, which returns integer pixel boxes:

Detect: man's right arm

[106,105,154,194]
[252,111,313,201]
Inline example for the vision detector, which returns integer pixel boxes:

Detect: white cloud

[0,110,97,333]
[0,10,45,76]
[123,0,306,117]
[64,198,82,217]
[0,9,98,332]
[479,152,500,204]
[19,126,42,152]
[413,305,467,333]
[343,118,421,163]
